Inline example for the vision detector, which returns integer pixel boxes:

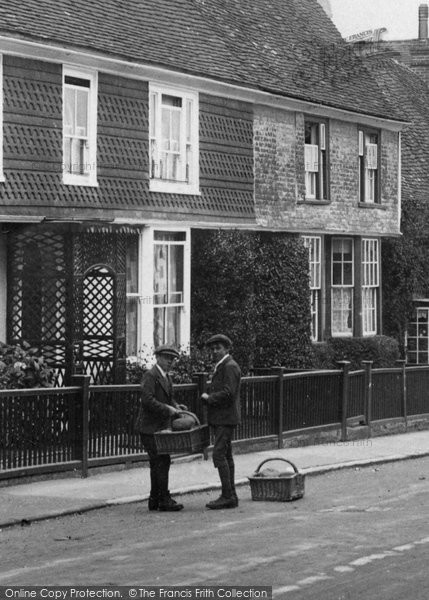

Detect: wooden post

[72,375,90,478]
[337,361,351,442]
[193,372,209,460]
[362,360,373,435]
[193,372,208,418]
[274,367,284,449]
[396,359,407,430]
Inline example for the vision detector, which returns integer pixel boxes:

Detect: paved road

[0,458,428,599]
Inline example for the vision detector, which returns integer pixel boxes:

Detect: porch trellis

[7,224,133,385]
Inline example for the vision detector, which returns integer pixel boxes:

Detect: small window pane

[64,88,75,134]
[171,111,181,147]
[154,244,168,304]
[332,263,342,285]
[154,306,181,347]
[126,237,139,294]
[154,231,186,242]
[169,245,184,302]
[149,92,157,138]
[75,89,88,135]
[126,298,138,356]
[343,263,353,286]
[162,94,182,107]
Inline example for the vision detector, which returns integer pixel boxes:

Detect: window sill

[331,333,353,338]
[150,179,200,196]
[63,175,98,187]
[298,198,330,205]
[358,202,385,209]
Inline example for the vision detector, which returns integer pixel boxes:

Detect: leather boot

[206,463,236,510]
[228,458,239,507]
[157,455,184,512]
[148,460,159,511]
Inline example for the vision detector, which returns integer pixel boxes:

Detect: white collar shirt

[156,364,168,379]
[214,353,230,373]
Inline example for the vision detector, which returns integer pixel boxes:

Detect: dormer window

[63,67,98,187]
[149,84,199,195]
[304,119,328,200]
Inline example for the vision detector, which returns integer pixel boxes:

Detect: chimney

[419,4,428,40]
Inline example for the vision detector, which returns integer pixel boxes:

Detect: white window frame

[407,307,429,365]
[305,120,327,200]
[331,238,354,337]
[126,227,191,361]
[62,66,98,187]
[149,83,199,195]
[303,236,322,342]
[359,129,379,204]
[0,54,4,183]
[362,238,379,336]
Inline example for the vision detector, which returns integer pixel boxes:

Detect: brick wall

[254,105,400,236]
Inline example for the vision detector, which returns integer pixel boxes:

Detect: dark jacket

[206,355,241,426]
[134,365,179,434]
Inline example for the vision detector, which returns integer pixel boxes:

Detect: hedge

[191,229,314,372]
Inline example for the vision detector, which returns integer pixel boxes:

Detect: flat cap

[206,334,233,349]
[154,344,180,358]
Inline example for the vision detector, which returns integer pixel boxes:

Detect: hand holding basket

[154,410,210,456]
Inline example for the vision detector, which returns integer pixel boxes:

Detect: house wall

[254,106,400,236]
[0,231,6,342]
[0,56,254,223]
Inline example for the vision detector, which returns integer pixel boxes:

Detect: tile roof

[0,0,400,120]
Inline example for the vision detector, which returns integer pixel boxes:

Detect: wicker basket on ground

[248,458,305,502]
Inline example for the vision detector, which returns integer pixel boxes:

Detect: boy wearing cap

[201,334,241,509]
[135,344,185,512]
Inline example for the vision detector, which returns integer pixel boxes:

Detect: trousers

[140,434,171,499]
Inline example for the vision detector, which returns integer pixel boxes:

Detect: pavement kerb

[1,450,428,531]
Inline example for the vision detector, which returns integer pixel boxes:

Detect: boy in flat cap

[201,334,241,509]
[135,345,186,512]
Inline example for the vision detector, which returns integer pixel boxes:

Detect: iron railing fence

[0,386,82,470]
[405,366,429,416]
[282,370,342,431]
[236,375,279,440]
[1,363,429,479]
[371,368,403,421]
[88,385,142,460]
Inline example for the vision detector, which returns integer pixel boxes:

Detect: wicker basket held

[248,458,305,502]
[154,410,210,456]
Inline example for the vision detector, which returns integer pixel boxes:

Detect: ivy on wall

[382,195,429,353]
[191,229,314,372]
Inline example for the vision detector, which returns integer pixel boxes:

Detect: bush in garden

[0,341,55,389]
[191,229,314,371]
[312,335,400,370]
[253,232,314,369]
[191,229,257,372]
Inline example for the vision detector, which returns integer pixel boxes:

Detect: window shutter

[366,143,378,169]
[359,131,364,156]
[320,123,326,151]
[305,144,319,172]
